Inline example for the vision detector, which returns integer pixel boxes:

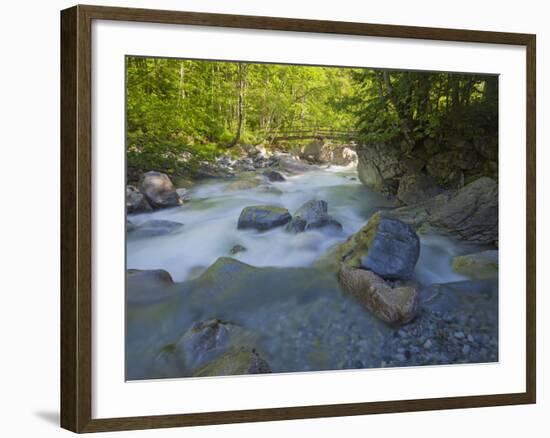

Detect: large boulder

[338,266,418,325]
[385,177,498,244]
[128,219,184,238]
[286,199,342,233]
[360,217,420,280]
[300,139,334,163]
[139,171,181,208]
[320,213,419,281]
[237,205,292,231]
[452,250,498,280]
[174,319,257,373]
[126,269,176,304]
[397,172,443,205]
[193,347,271,377]
[126,185,152,214]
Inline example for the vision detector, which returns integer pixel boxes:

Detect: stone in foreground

[237,205,291,231]
[175,319,257,374]
[286,199,342,233]
[360,216,420,280]
[139,171,181,208]
[193,348,271,377]
[452,250,498,280]
[338,265,418,325]
[319,213,420,280]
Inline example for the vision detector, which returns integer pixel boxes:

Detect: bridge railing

[269,127,359,142]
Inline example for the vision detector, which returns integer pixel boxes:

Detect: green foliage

[126,56,359,175]
[126,56,498,178]
[351,69,498,154]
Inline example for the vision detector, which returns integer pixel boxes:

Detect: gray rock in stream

[286,199,342,233]
[360,217,420,281]
[129,219,184,237]
[139,171,181,208]
[237,205,291,231]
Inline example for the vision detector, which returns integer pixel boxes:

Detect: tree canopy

[126,56,497,176]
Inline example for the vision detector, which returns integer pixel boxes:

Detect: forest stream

[126,162,498,380]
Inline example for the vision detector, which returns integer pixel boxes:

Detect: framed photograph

[60,4,536,433]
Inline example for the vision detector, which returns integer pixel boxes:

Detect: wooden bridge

[270,128,359,142]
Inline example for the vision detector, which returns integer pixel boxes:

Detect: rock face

[286,199,342,233]
[126,185,153,214]
[237,205,292,231]
[384,177,498,244]
[338,266,418,325]
[426,148,477,185]
[397,172,443,205]
[139,171,181,208]
[128,219,184,237]
[262,170,286,182]
[452,250,498,279]
[355,137,497,197]
[360,217,420,280]
[356,143,405,195]
[175,319,257,373]
[193,348,271,377]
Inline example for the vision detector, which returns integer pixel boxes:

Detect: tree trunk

[229,64,246,147]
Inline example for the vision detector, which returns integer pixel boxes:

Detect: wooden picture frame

[60,4,536,433]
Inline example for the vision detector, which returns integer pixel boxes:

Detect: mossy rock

[193,348,271,377]
[452,250,498,280]
[175,319,258,374]
[316,212,381,271]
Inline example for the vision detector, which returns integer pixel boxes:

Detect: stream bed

[126,164,498,380]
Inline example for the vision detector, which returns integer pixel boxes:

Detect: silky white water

[127,165,478,284]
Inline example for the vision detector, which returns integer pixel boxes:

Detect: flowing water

[126,164,495,379]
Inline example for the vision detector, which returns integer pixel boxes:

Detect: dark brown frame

[61,4,536,433]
